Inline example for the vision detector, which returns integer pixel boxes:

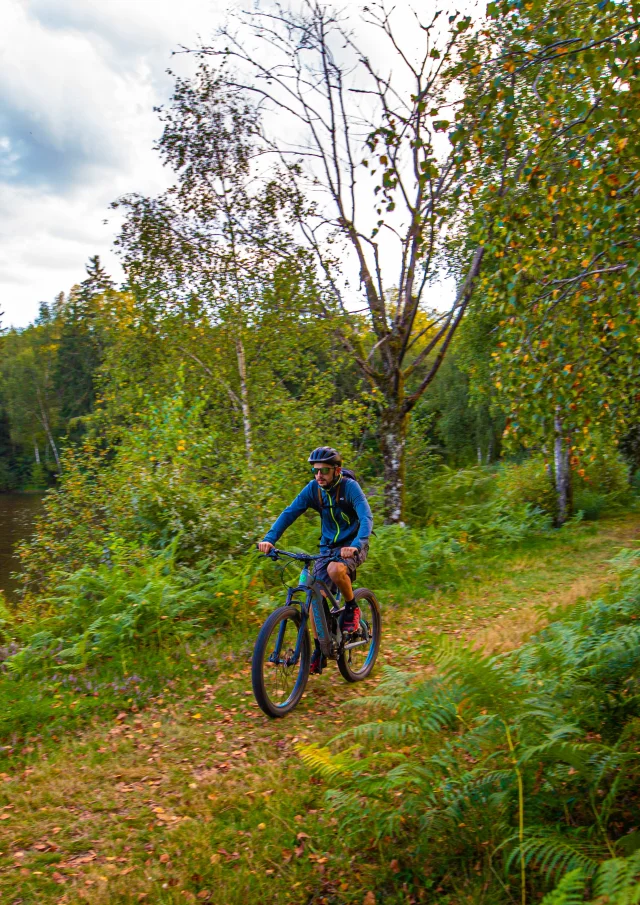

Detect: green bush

[580,446,630,496]
[573,447,631,519]
[497,457,557,516]
[573,488,608,521]
[6,537,271,674]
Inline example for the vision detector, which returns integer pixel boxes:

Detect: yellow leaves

[617,137,628,152]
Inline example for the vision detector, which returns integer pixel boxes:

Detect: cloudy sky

[1,0,461,330]
[1,0,228,328]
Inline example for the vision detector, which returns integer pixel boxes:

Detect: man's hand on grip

[257,541,274,554]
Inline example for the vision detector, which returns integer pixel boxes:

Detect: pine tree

[54,257,111,434]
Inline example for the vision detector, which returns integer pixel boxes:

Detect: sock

[344,598,355,609]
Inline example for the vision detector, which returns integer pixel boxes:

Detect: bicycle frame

[264,548,371,665]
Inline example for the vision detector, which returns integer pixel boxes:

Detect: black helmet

[308,446,342,466]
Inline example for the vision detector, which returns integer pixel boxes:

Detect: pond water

[0,493,44,602]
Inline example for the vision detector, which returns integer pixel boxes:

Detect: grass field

[1,514,639,905]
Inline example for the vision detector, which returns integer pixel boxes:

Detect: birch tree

[190,2,499,521]
[456,0,640,523]
[115,72,303,466]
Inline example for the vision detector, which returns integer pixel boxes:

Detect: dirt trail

[1,515,639,904]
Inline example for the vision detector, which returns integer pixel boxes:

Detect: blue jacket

[263,476,373,553]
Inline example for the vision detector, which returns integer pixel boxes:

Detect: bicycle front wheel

[252,605,311,718]
[337,588,381,682]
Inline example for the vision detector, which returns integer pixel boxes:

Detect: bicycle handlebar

[261,547,342,563]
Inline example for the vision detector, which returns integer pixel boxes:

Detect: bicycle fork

[268,589,312,666]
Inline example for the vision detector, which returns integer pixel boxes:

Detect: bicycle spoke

[262,617,300,708]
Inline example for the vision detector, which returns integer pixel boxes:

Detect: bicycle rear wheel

[252,605,311,717]
[337,588,381,682]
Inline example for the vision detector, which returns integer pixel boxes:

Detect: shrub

[6,538,272,674]
[497,457,557,516]
[572,488,608,521]
[579,446,630,496]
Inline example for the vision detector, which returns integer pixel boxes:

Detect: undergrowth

[299,549,640,904]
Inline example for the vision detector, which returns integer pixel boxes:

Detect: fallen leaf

[160,854,170,863]
[197,892,211,900]
[363,894,376,905]
[62,851,97,867]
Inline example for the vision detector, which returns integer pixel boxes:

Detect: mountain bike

[251,548,382,718]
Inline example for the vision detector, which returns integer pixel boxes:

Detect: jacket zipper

[326,489,341,543]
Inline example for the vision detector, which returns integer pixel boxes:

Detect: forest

[1,0,639,902]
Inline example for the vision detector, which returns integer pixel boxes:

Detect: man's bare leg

[326,561,354,601]
[327,560,360,631]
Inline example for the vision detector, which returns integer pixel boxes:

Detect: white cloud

[0,0,225,328]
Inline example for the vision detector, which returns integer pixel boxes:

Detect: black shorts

[312,542,369,595]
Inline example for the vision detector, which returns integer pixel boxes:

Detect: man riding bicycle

[257,447,373,675]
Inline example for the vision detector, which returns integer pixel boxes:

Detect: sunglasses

[311,466,334,475]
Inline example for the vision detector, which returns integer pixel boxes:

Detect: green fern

[540,868,588,905]
[592,850,640,903]
[295,742,355,780]
[296,555,640,900]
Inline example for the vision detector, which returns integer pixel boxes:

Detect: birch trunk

[380,408,407,524]
[36,388,61,472]
[554,410,572,525]
[235,336,252,465]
